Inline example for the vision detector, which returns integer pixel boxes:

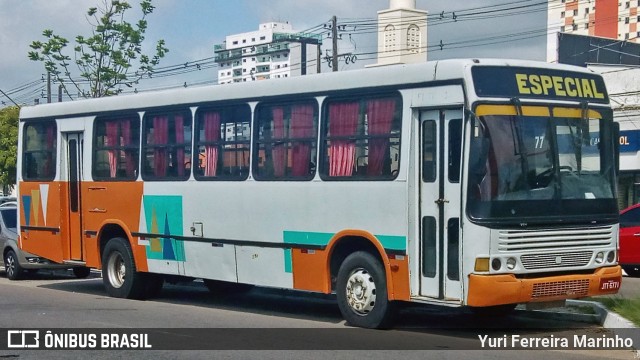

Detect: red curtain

[272,107,286,177]
[290,105,314,176]
[105,121,119,178]
[204,112,220,177]
[153,116,169,177]
[328,102,359,176]
[174,115,185,177]
[367,99,396,176]
[121,119,136,178]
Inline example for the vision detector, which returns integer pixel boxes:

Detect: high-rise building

[547,0,640,62]
[214,22,321,84]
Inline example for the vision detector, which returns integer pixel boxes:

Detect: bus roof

[19,58,603,120]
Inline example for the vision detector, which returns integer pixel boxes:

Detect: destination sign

[472,66,609,104]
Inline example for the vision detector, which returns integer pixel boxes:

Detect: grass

[593,296,640,327]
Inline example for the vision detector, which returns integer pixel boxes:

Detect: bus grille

[520,251,592,269]
[532,279,590,298]
[498,226,613,252]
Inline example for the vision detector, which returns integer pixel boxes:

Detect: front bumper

[467,265,621,307]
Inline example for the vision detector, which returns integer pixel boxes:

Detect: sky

[0,0,548,106]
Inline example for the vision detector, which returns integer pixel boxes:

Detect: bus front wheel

[336,251,395,329]
[101,237,146,299]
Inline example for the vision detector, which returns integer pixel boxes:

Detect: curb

[514,299,637,329]
[567,299,637,328]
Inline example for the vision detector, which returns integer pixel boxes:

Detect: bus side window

[422,120,437,182]
[253,100,318,181]
[93,116,140,181]
[448,119,462,183]
[23,120,57,181]
[141,110,192,181]
[322,94,402,180]
[194,105,251,181]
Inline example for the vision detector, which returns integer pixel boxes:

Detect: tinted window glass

[93,116,140,180]
[254,101,318,180]
[23,121,57,181]
[1,208,16,230]
[321,94,402,180]
[142,110,192,181]
[195,105,251,180]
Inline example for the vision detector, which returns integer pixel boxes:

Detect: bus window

[321,94,402,180]
[254,100,318,180]
[448,119,462,183]
[23,120,57,181]
[194,105,251,180]
[422,120,437,182]
[142,110,192,181]
[93,116,140,180]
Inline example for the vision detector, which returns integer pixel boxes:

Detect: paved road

[0,269,637,359]
[616,275,640,298]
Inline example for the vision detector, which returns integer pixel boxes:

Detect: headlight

[506,257,517,270]
[607,251,616,263]
[595,252,604,264]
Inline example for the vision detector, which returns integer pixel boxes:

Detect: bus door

[64,132,84,261]
[418,109,462,301]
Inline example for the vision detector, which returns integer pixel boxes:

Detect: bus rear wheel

[101,237,146,299]
[336,251,395,329]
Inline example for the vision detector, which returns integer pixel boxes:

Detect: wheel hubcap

[107,252,126,289]
[5,255,15,277]
[345,268,376,315]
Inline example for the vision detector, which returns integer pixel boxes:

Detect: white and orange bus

[16,59,621,328]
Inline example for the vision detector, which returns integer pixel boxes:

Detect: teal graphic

[143,195,186,262]
[22,195,31,226]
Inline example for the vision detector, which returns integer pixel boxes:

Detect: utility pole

[47,72,52,103]
[331,16,339,72]
[317,44,322,74]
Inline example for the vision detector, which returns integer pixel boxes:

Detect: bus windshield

[467,104,618,226]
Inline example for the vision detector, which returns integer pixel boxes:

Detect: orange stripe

[290,229,411,301]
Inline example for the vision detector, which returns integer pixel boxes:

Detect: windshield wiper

[511,97,531,192]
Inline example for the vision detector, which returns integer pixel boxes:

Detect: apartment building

[547,0,640,62]
[214,22,321,84]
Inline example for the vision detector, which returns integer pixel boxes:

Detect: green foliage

[28,0,168,98]
[0,107,18,192]
[597,296,640,327]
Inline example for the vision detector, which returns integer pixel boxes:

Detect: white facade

[369,0,428,67]
[215,22,320,84]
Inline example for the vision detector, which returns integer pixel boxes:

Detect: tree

[28,0,168,98]
[0,106,18,194]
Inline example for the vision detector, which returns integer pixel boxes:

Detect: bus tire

[101,237,146,299]
[336,251,395,329]
[4,249,23,280]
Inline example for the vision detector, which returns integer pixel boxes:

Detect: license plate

[599,277,621,291]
